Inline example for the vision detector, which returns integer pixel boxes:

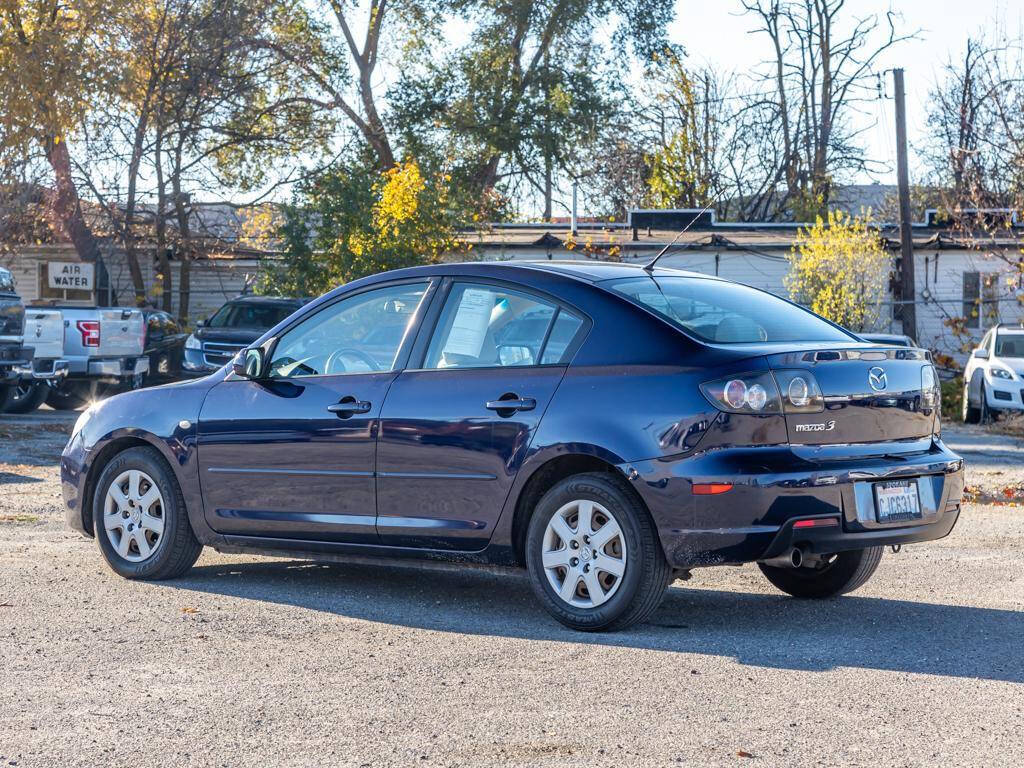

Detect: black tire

[525,472,671,631]
[979,382,992,424]
[0,383,13,412]
[45,380,105,410]
[2,381,50,414]
[758,546,883,599]
[92,446,202,580]
[962,380,980,424]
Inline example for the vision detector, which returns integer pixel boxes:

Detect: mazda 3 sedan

[61,262,965,631]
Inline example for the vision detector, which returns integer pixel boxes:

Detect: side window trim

[263,277,437,380]
[406,277,589,371]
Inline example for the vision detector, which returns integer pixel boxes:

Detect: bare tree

[740,0,915,217]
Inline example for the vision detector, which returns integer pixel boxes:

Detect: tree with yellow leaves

[785,211,892,332]
[0,0,125,262]
[260,158,464,297]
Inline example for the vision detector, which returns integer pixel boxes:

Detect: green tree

[259,157,464,297]
[785,211,891,332]
[390,0,674,218]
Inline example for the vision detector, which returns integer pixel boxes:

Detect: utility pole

[893,68,917,341]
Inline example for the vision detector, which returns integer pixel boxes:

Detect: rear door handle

[327,397,372,417]
[485,397,536,413]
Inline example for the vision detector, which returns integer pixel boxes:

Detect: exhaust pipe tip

[790,546,803,568]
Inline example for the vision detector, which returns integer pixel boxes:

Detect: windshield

[207,302,296,329]
[995,333,1024,358]
[604,276,855,344]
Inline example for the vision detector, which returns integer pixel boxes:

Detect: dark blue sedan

[61,262,965,631]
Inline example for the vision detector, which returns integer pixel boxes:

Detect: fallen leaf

[181,606,199,614]
[737,750,755,759]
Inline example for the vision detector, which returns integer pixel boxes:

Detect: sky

[670,0,1022,187]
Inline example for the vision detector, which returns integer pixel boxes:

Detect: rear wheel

[0,384,13,412]
[93,446,202,580]
[758,546,883,599]
[2,381,49,414]
[525,473,670,631]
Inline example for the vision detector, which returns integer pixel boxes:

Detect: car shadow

[168,558,1024,684]
[0,470,43,484]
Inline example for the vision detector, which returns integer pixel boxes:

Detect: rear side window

[424,282,582,369]
[604,276,854,344]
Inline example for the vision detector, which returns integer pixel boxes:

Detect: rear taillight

[700,372,782,415]
[773,370,825,414]
[76,320,100,347]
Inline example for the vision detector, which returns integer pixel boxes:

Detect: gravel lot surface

[1,410,1022,767]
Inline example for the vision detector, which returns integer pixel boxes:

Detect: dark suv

[182,296,308,375]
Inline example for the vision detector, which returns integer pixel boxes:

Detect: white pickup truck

[2,307,71,413]
[33,305,149,410]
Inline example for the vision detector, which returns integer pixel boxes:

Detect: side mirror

[232,348,264,379]
[196,318,207,327]
[497,344,534,366]
[972,348,990,360]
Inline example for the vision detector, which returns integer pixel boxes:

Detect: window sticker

[443,288,494,357]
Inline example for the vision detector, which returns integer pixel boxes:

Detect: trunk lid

[98,309,146,356]
[765,345,937,445]
[23,309,64,359]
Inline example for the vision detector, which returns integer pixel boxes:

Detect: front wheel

[525,473,670,631]
[758,546,883,599]
[962,379,980,423]
[93,446,202,580]
[2,381,50,414]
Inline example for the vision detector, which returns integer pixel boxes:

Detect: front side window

[424,283,580,369]
[995,333,1024,358]
[604,276,855,344]
[268,282,428,378]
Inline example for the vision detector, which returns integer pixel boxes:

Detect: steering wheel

[324,347,381,375]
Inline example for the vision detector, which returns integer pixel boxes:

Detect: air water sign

[49,262,94,290]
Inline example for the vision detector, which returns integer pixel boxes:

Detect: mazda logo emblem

[868,366,887,392]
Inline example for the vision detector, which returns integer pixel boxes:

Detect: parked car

[62,262,964,631]
[3,307,70,414]
[962,322,1024,423]
[0,265,31,410]
[0,269,72,413]
[38,306,149,410]
[142,309,188,386]
[182,295,308,375]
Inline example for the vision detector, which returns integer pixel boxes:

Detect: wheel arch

[80,434,176,536]
[508,453,649,567]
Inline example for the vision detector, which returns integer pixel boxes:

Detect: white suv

[962,324,1024,422]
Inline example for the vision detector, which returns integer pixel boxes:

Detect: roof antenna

[643,201,715,272]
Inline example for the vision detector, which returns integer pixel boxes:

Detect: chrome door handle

[485,397,536,412]
[327,397,371,416]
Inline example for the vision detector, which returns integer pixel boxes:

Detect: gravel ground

[1,410,1022,767]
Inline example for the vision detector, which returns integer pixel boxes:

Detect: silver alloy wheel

[541,499,627,609]
[102,469,165,563]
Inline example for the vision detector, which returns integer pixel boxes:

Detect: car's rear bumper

[623,437,965,568]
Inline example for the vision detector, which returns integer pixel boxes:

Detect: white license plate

[874,480,922,523]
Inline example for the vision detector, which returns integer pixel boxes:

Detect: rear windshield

[604,276,854,344]
[995,333,1024,357]
[207,302,296,329]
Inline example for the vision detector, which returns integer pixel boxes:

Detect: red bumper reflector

[792,518,840,529]
[692,483,733,495]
